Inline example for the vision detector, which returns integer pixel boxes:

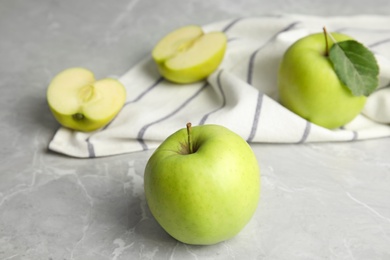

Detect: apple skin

[144,124,260,245]
[278,32,367,129]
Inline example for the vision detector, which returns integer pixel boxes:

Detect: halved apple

[47,67,126,132]
[152,25,227,84]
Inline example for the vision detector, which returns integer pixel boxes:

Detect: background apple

[47,67,126,132]
[144,124,260,245]
[278,32,367,129]
[152,25,227,84]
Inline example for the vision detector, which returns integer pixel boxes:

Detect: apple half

[152,25,227,84]
[47,67,126,132]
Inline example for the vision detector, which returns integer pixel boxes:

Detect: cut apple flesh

[166,32,227,70]
[47,67,95,115]
[152,25,204,63]
[47,67,126,131]
[152,25,227,84]
[81,79,126,120]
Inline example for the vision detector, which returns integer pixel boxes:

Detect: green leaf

[329,40,379,96]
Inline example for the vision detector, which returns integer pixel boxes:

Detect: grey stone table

[1,0,390,259]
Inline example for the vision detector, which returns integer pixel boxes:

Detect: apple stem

[186,122,194,154]
[323,26,338,57]
[323,27,329,57]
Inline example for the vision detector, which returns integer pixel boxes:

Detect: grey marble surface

[1,0,390,259]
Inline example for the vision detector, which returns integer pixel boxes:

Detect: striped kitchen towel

[48,14,390,158]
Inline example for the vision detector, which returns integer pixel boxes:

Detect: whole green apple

[278,32,367,129]
[144,124,260,245]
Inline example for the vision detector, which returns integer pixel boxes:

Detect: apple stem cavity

[186,122,194,154]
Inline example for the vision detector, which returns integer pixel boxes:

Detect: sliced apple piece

[47,67,126,132]
[152,25,227,84]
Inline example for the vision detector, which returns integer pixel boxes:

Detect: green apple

[144,123,260,245]
[278,32,367,129]
[152,25,227,84]
[47,67,126,132]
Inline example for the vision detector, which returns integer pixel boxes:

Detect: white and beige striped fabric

[49,14,390,158]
